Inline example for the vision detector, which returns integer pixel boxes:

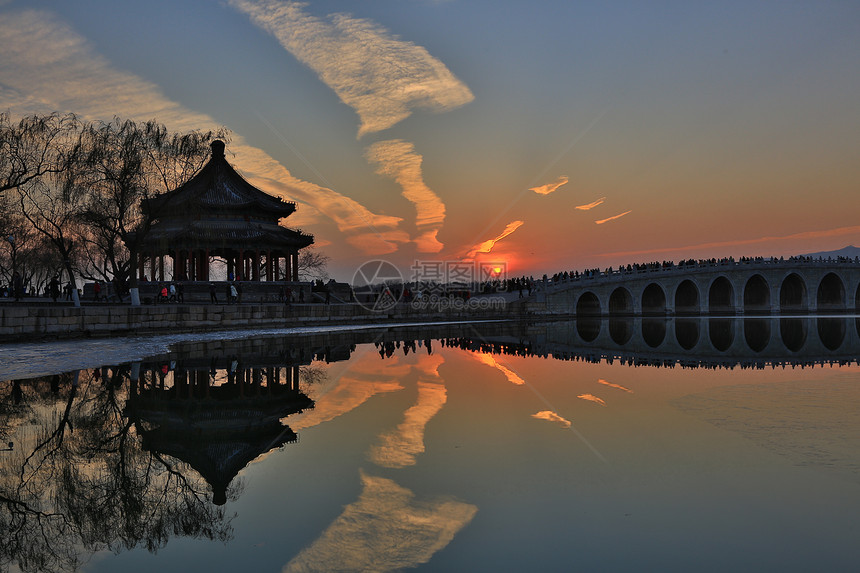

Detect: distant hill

[801,245,860,259]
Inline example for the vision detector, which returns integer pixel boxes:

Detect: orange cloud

[231,0,474,137]
[369,381,447,468]
[531,410,572,428]
[576,197,606,211]
[598,379,633,393]
[0,9,406,255]
[284,471,477,572]
[366,139,446,253]
[530,175,568,195]
[577,394,607,406]
[470,352,524,385]
[595,210,632,225]
[464,220,524,259]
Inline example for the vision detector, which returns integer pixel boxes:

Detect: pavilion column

[198,250,206,281]
[138,252,145,281]
[273,254,279,281]
[253,250,260,281]
[159,255,165,282]
[150,252,157,282]
[266,250,273,282]
[292,250,299,282]
[172,251,178,281]
[238,249,245,281]
[204,249,210,281]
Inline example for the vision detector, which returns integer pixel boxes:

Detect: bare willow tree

[297,245,330,282]
[11,114,85,305]
[76,118,229,304]
[0,368,234,572]
[0,112,79,196]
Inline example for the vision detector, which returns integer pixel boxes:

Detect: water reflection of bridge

[452,317,860,370]
[541,259,860,315]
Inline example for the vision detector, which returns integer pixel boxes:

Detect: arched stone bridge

[538,258,860,315]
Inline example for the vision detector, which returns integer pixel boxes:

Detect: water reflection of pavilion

[126,352,317,505]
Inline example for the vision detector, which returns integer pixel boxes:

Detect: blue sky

[2,0,859,279]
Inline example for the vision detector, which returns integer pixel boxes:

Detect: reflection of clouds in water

[598,378,633,393]
[531,410,572,428]
[290,353,407,431]
[369,381,447,468]
[470,352,524,385]
[291,353,445,432]
[577,394,607,406]
[283,471,477,573]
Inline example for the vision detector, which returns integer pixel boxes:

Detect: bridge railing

[541,256,860,291]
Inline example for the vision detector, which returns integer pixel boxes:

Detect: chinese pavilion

[133,140,313,282]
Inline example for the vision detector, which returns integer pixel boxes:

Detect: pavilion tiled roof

[143,140,296,218]
[137,140,313,252]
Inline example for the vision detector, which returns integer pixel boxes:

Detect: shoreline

[0,300,529,343]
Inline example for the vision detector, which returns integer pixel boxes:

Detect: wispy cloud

[596,225,860,259]
[529,175,568,196]
[576,197,606,211]
[597,378,633,393]
[366,139,446,252]
[464,220,524,259]
[284,471,477,572]
[531,410,572,428]
[0,9,408,254]
[595,210,632,225]
[577,394,607,406]
[470,352,524,385]
[230,0,473,137]
[369,381,447,468]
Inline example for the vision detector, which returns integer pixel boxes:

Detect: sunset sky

[2,1,859,281]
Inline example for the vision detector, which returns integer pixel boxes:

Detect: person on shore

[12,271,22,302]
[93,280,102,302]
[229,282,238,304]
[50,275,60,303]
[210,282,218,303]
[177,282,185,303]
[168,282,177,303]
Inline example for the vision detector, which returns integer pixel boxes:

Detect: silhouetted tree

[76,118,229,303]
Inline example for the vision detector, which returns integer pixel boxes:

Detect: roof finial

[211,140,225,158]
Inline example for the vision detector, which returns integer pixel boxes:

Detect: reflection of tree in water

[0,368,234,573]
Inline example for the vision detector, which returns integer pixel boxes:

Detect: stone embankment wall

[0,301,525,343]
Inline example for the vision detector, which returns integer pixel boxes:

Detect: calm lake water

[1,318,859,572]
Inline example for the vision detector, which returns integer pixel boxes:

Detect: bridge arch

[779,273,807,312]
[817,272,845,311]
[744,318,770,352]
[609,287,634,315]
[674,318,699,350]
[642,318,667,348]
[576,291,601,316]
[609,318,633,345]
[780,318,807,352]
[674,279,700,314]
[641,283,667,315]
[818,317,845,351]
[743,274,770,314]
[709,318,734,351]
[708,276,734,314]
